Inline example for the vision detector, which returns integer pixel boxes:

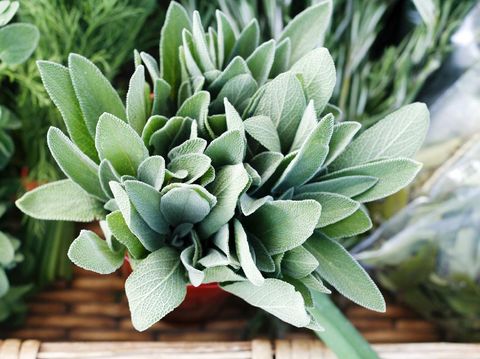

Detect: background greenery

[0,0,477,345]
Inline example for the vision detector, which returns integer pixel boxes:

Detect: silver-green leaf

[47,127,105,200]
[234,219,264,286]
[95,113,148,176]
[69,53,126,136]
[222,278,311,327]
[68,230,123,274]
[16,179,104,222]
[244,200,321,255]
[304,233,385,312]
[330,103,429,170]
[291,47,336,114]
[125,247,187,331]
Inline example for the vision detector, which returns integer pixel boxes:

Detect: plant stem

[309,292,380,359]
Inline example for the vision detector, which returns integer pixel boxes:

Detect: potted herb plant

[16,1,429,356]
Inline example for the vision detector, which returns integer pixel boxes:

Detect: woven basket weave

[0,266,440,343]
[1,339,480,359]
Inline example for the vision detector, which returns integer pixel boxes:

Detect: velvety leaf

[228,19,259,60]
[16,179,104,222]
[234,219,264,286]
[149,116,189,156]
[168,138,207,160]
[278,1,332,63]
[47,127,105,200]
[245,163,261,187]
[140,51,159,80]
[161,183,217,208]
[320,207,372,239]
[283,246,319,279]
[165,169,188,182]
[207,27,218,70]
[102,218,124,253]
[211,74,257,114]
[199,165,216,186]
[180,245,204,287]
[106,211,147,259]
[69,53,126,136]
[246,39,275,86]
[274,114,334,192]
[95,113,148,176]
[284,277,314,309]
[322,158,422,202]
[199,164,249,238]
[244,200,321,255]
[297,176,378,198]
[160,2,191,93]
[142,115,167,146]
[323,122,361,166]
[289,101,317,152]
[215,10,237,68]
[160,186,213,226]
[110,182,163,252]
[272,253,284,277]
[182,30,204,79]
[249,151,284,186]
[0,1,19,27]
[256,152,296,195]
[197,248,229,268]
[124,180,169,234]
[0,23,39,65]
[222,278,310,327]
[68,230,123,274]
[167,153,211,183]
[253,72,306,152]
[270,38,291,77]
[300,272,331,294]
[209,56,250,92]
[176,91,210,132]
[126,65,147,135]
[205,130,245,166]
[304,233,385,312]
[224,98,244,134]
[203,266,245,283]
[296,192,359,227]
[244,115,281,152]
[205,114,226,138]
[191,11,215,72]
[125,247,186,331]
[239,193,272,216]
[212,224,232,262]
[37,61,97,161]
[98,159,120,198]
[137,156,165,191]
[331,103,430,170]
[152,79,171,115]
[250,235,275,272]
[291,48,336,114]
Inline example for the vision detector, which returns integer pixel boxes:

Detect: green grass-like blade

[309,292,380,359]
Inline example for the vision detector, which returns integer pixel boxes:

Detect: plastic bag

[354,137,480,341]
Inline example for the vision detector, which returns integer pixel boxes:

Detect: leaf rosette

[16,1,429,332]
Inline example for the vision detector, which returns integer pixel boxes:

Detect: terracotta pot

[122,256,230,322]
[20,167,43,191]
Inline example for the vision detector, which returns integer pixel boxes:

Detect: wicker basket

[1,339,480,359]
[0,266,440,342]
